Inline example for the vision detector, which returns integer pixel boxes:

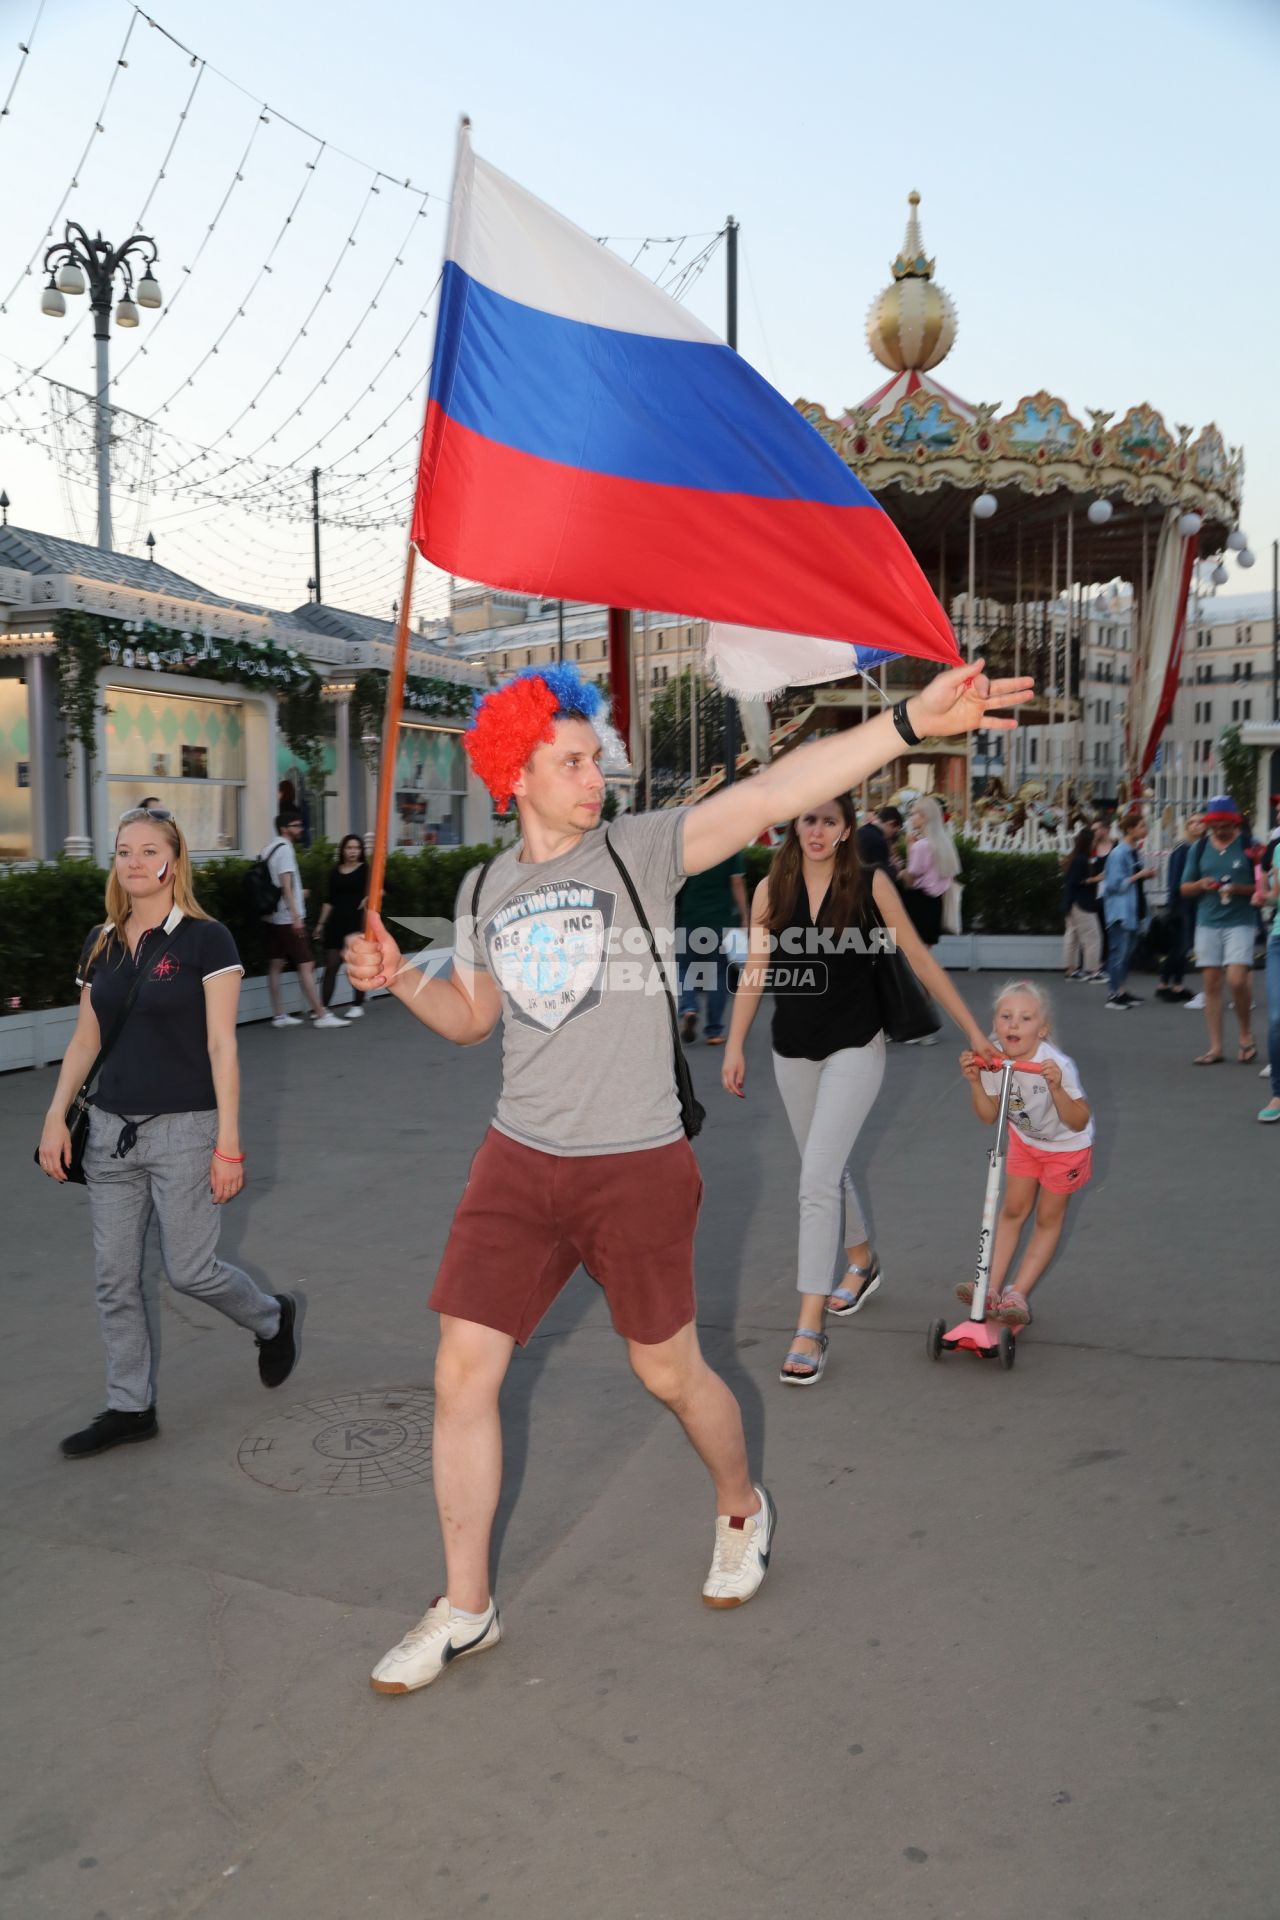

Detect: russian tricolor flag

[412,127,959,689]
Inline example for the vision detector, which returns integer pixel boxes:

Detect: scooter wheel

[997,1326,1016,1370]
[926,1318,946,1362]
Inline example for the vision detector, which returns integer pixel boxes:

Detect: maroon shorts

[266,924,312,966]
[430,1128,702,1346]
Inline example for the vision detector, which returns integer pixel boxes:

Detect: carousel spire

[892,190,933,281]
[866,189,958,374]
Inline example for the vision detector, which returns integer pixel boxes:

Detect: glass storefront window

[0,670,33,862]
[394,724,467,847]
[105,687,245,854]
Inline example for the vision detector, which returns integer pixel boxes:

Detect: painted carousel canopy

[795,193,1243,596]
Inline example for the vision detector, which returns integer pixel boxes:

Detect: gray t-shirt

[454,809,688,1156]
[264,838,304,926]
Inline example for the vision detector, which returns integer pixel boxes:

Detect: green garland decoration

[52,611,328,774]
[52,611,105,758]
[350,667,475,770]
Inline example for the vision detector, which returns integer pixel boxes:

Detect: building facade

[0,527,490,867]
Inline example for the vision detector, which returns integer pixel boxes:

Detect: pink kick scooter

[926,1056,1045,1371]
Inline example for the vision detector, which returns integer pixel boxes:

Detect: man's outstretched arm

[683,659,1033,877]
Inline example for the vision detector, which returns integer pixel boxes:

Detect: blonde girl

[37,807,301,1457]
[900,795,961,948]
[957,980,1093,1326]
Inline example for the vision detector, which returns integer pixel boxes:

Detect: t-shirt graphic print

[485,880,617,1033]
[453,808,689,1157]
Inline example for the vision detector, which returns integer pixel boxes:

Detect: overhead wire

[0,11,138,313]
[0,53,209,405]
[129,3,447,207]
[146,130,328,417]
[0,1,47,130]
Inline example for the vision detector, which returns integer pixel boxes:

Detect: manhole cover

[237,1389,434,1495]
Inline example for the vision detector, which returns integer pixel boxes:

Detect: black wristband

[892,699,921,748]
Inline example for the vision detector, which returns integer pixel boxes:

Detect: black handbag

[35,926,182,1187]
[866,896,942,1044]
[604,831,705,1140]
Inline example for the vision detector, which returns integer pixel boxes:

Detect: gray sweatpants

[772,1036,886,1295]
[84,1107,280,1412]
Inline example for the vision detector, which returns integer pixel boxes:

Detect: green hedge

[737,840,1063,935]
[0,841,501,1012]
[2,834,1067,1012]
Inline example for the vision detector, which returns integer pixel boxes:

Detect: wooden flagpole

[364,538,418,923]
[364,116,470,931]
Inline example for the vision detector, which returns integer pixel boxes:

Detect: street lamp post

[41,221,162,552]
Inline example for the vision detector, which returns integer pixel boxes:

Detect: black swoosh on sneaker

[441,1615,493,1663]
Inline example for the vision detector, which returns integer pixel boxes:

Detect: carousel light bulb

[1226,528,1248,551]
[40,278,66,318]
[1210,563,1229,586]
[55,260,86,297]
[1087,498,1113,526]
[1177,510,1203,539]
[972,492,998,520]
[115,296,140,328]
[135,271,162,309]
[1236,548,1256,569]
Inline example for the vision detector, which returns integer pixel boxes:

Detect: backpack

[245,840,285,920]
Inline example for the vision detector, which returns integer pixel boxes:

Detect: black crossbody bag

[469,838,705,1142]
[603,830,705,1140]
[865,894,941,1044]
[34,926,183,1187]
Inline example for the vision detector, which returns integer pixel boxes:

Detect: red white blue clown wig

[464,663,605,813]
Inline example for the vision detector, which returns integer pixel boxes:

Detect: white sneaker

[702,1484,776,1609]
[312,1012,349,1030]
[344,1005,365,1019]
[1183,993,1206,1010]
[370,1597,500,1695]
[271,1014,302,1028]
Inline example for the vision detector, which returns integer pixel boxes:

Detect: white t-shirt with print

[264,838,304,926]
[979,1039,1094,1151]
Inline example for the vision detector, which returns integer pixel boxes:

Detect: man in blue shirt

[1101,816,1156,1009]
[1181,793,1258,1065]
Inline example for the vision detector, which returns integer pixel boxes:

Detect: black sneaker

[61,1407,158,1459]
[1118,991,1144,1007]
[1104,995,1130,1012]
[256,1292,303,1389]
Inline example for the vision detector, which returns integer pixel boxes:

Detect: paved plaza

[2,969,1276,1920]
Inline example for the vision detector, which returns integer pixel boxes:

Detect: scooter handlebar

[981,1056,1046,1075]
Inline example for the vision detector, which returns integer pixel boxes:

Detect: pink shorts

[1007,1131,1092,1195]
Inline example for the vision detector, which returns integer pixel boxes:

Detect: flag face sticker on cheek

[484,884,617,1033]
[412,129,958,677]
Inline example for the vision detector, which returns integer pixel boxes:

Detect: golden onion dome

[865,191,958,374]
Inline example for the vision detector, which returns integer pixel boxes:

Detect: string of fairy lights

[0,3,730,627]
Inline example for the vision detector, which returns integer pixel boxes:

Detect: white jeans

[772,1035,886,1294]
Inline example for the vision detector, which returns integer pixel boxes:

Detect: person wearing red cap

[1181,795,1258,1066]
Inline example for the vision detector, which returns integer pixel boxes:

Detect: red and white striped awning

[847,367,975,426]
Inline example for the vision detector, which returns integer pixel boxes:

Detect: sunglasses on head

[117,806,174,824]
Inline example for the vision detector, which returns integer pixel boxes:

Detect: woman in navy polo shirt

[37,807,302,1457]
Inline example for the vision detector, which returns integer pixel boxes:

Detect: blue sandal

[779,1328,828,1387]
[827,1255,882,1318]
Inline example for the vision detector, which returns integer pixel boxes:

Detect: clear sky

[1,0,1276,623]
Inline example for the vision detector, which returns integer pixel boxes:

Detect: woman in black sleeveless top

[722,794,990,1388]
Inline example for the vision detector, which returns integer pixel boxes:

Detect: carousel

[792,192,1250,819]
